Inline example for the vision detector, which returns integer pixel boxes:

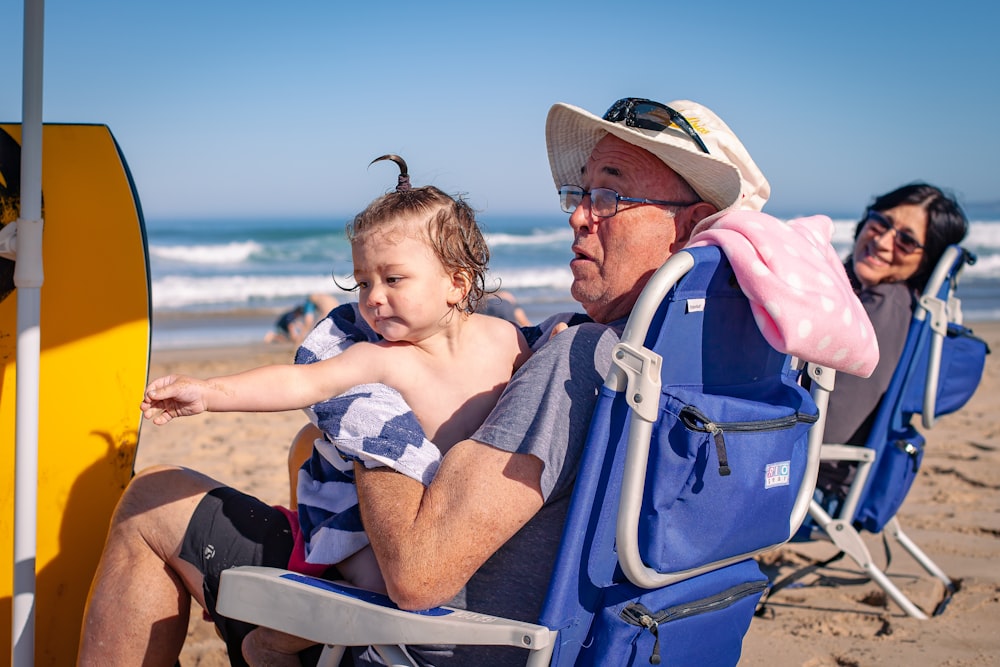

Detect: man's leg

[78,464,224,666]
[242,627,319,666]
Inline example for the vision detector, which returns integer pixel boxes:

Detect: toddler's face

[352,223,462,341]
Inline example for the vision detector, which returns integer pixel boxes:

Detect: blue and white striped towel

[294,304,441,565]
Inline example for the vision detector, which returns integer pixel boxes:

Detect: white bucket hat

[545,98,770,214]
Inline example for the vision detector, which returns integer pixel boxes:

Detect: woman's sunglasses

[863,210,925,255]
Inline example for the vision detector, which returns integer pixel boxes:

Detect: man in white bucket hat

[80,97,768,667]
[547,98,769,214]
[545,97,769,323]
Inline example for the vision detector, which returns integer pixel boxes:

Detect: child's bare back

[328,309,529,593]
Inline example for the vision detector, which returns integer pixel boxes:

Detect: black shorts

[180,486,332,666]
[181,488,426,667]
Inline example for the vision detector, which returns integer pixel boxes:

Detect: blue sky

[2,0,998,221]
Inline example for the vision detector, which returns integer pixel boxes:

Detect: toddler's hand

[140,375,210,425]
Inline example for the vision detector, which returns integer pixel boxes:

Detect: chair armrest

[216,566,556,657]
[820,444,876,463]
[817,444,876,519]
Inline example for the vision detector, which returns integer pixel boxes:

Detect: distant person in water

[264,293,341,345]
[476,288,531,326]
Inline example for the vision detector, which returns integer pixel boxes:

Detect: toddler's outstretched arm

[141,345,383,426]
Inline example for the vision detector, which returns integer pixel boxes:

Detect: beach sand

[133,323,1000,666]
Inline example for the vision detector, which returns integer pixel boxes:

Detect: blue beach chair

[216,245,831,665]
[764,245,988,620]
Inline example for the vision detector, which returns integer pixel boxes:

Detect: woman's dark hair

[853,182,968,292]
[344,156,490,313]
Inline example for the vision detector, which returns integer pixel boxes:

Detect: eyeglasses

[863,210,925,255]
[603,97,711,155]
[558,185,698,219]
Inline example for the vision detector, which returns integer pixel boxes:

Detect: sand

[133,323,1000,666]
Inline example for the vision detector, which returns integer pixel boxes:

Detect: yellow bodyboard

[0,124,150,664]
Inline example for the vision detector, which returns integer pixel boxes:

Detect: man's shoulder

[522,311,623,349]
[517,316,622,382]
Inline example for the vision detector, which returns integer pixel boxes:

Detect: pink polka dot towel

[689,210,878,378]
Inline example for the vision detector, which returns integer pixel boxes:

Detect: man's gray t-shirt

[449,317,622,666]
[355,315,623,667]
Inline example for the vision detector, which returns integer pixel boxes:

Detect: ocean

[147,214,1000,351]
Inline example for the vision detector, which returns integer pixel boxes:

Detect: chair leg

[317,645,346,667]
[885,517,953,587]
[372,644,418,667]
[861,559,929,620]
[319,636,555,666]
[810,501,930,620]
[886,517,958,615]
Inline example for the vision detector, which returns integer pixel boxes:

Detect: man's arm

[354,440,544,610]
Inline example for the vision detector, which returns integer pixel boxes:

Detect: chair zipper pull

[648,620,661,665]
[635,613,662,665]
[709,422,731,476]
[622,606,663,665]
[895,439,920,473]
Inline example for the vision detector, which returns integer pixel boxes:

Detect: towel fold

[296,302,377,365]
[295,304,440,565]
[312,384,441,485]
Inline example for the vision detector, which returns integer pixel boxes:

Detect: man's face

[567,134,709,323]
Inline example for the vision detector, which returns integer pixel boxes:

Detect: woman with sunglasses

[818,182,969,500]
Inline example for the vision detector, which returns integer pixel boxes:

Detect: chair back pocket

[855,428,925,533]
[576,559,767,667]
[639,385,816,573]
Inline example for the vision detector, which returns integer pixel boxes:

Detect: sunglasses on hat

[603,98,711,155]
